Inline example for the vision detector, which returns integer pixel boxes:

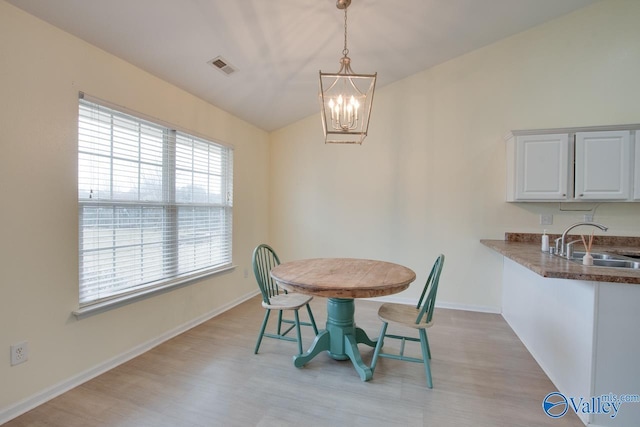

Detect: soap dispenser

[541,230,549,252]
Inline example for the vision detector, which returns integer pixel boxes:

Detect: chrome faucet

[556,222,608,257]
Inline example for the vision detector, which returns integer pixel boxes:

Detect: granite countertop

[481,233,640,285]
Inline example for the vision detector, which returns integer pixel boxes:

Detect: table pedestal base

[293,298,377,381]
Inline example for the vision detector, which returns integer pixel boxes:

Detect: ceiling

[8,0,599,132]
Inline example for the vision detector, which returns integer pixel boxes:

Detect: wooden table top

[270,258,416,298]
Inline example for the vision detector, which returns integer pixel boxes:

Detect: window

[78,95,233,308]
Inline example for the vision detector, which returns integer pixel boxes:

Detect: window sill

[72,265,237,319]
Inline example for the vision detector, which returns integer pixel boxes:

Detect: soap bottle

[541,230,549,252]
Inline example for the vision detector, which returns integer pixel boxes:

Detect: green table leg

[293,298,377,381]
[293,330,330,367]
[344,334,373,381]
[355,326,377,347]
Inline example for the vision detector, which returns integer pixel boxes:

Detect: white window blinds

[78,96,233,307]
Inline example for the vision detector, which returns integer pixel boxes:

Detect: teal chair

[252,244,318,355]
[371,254,445,388]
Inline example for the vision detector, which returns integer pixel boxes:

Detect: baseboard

[365,296,501,314]
[434,300,501,314]
[0,289,260,425]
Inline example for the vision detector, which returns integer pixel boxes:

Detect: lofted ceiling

[8,0,599,131]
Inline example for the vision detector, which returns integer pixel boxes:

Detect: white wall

[0,0,269,418]
[269,0,640,311]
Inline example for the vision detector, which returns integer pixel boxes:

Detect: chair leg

[276,310,284,335]
[424,331,432,360]
[255,309,271,354]
[294,309,303,355]
[306,303,319,335]
[371,322,388,373]
[419,329,433,388]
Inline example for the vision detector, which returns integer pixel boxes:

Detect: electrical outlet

[540,214,553,225]
[10,341,28,366]
[584,214,594,222]
[243,268,249,279]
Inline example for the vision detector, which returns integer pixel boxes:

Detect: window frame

[75,93,234,317]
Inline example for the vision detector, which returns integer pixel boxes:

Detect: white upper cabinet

[574,131,631,200]
[635,131,640,200]
[506,124,639,202]
[508,134,569,201]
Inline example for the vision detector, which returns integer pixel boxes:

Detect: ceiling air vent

[208,56,237,76]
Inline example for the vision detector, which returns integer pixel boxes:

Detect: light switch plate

[540,214,553,225]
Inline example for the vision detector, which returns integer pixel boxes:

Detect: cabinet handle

[579,194,584,197]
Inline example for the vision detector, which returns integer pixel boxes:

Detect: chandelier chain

[342,7,349,57]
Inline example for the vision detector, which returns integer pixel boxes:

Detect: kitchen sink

[567,251,640,269]
[571,251,619,260]
[590,259,640,269]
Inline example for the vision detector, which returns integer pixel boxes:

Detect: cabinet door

[575,131,631,200]
[514,134,568,200]
[635,132,640,200]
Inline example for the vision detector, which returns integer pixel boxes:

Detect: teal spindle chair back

[252,244,318,355]
[415,253,445,326]
[371,254,445,388]
[253,244,284,305]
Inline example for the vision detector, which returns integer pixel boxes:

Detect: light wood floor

[6,296,583,427]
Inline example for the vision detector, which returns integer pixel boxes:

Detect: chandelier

[319,0,377,144]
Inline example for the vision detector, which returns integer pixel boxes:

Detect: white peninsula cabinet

[506,125,640,202]
[575,131,631,200]
[502,259,640,426]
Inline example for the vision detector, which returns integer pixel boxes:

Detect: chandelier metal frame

[319,0,377,144]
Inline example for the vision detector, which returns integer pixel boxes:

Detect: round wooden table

[270,258,416,381]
